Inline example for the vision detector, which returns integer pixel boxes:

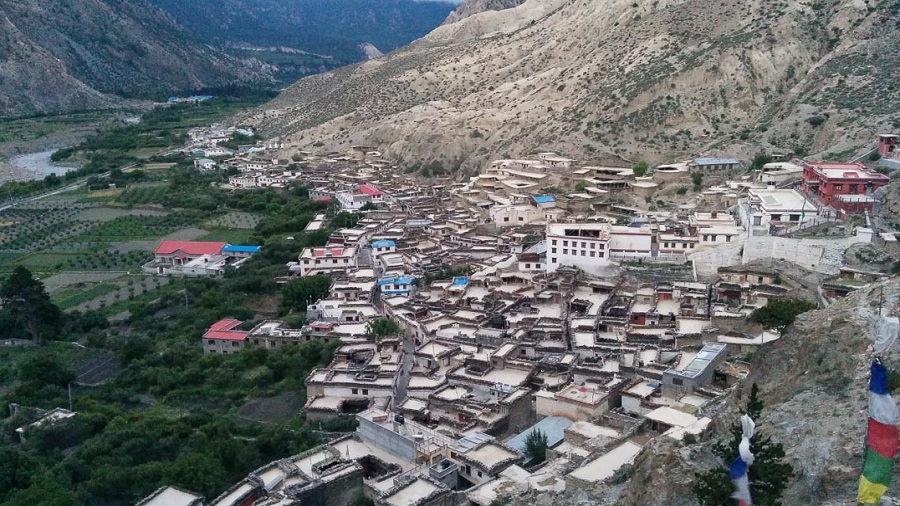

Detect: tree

[694,384,793,506]
[749,298,816,330]
[632,160,650,177]
[691,172,704,190]
[366,318,401,338]
[523,429,549,464]
[574,180,589,192]
[280,275,332,314]
[0,267,64,343]
[360,202,378,211]
[749,153,773,172]
[869,151,882,162]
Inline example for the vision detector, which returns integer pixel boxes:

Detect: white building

[298,246,358,276]
[746,188,818,235]
[546,222,612,273]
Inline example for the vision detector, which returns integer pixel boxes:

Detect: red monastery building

[800,161,888,213]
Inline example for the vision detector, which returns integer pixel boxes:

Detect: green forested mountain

[149,0,457,61]
[0,0,270,117]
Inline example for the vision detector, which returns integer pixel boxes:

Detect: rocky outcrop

[251,0,900,173]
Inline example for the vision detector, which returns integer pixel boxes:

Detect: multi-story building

[203,319,249,354]
[545,222,654,273]
[746,188,818,234]
[800,161,889,213]
[298,246,358,276]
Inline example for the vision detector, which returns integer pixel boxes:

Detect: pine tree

[524,429,549,464]
[694,383,794,506]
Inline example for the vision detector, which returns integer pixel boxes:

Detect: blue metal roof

[378,276,414,286]
[505,416,573,454]
[222,245,261,253]
[371,240,396,248]
[533,195,555,204]
[452,277,469,286]
[694,157,740,166]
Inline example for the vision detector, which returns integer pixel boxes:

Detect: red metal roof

[203,319,248,341]
[312,248,345,257]
[155,241,227,256]
[208,319,243,332]
[312,196,333,202]
[203,330,249,341]
[358,184,382,196]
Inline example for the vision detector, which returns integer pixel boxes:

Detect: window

[753,216,762,226]
[562,240,568,246]
[232,341,239,347]
[552,258,557,263]
[563,249,568,254]
[333,259,338,264]
[503,216,510,222]
[207,340,215,345]
[590,243,596,249]
[581,242,586,248]
[690,243,695,248]
[551,248,557,253]
[525,263,531,268]
[551,239,557,245]
[833,184,843,191]
[758,276,764,283]
[478,471,483,478]
[726,235,731,242]
[590,251,596,257]
[351,388,358,394]
[362,389,369,395]
[599,252,604,258]
[581,251,586,256]
[673,378,683,386]
[850,184,859,194]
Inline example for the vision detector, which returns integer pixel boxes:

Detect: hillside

[0,0,270,117]
[148,0,457,63]
[617,278,900,506]
[251,0,900,173]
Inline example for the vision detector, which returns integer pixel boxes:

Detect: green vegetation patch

[198,228,254,244]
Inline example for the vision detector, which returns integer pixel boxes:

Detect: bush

[676,186,688,195]
[632,160,650,177]
[869,151,882,162]
[749,298,816,329]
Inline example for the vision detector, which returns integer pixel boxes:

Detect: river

[1,150,78,183]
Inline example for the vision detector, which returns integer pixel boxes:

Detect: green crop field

[198,228,254,244]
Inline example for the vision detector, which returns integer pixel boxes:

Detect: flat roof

[748,189,817,213]
[139,487,202,506]
[466,442,519,468]
[568,441,643,483]
[384,478,441,506]
[645,407,700,428]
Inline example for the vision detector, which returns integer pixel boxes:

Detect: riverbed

[0,150,78,183]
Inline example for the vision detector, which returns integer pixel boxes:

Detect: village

[122,128,900,506]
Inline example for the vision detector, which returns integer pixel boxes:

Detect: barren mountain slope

[0,0,270,117]
[254,0,900,172]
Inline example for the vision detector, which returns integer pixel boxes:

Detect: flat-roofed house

[298,246,358,276]
[800,161,889,213]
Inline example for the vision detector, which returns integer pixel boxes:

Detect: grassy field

[53,282,121,310]
[197,228,254,244]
